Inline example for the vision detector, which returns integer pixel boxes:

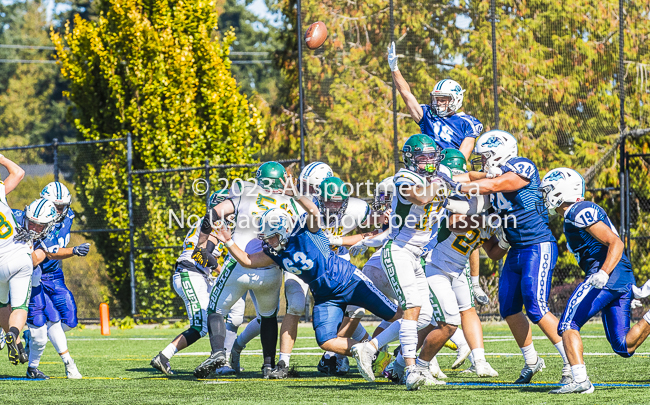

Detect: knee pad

[28,324,48,346]
[285,280,307,316]
[345,305,366,320]
[182,327,204,344]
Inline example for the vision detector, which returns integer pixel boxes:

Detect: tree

[52,0,264,316]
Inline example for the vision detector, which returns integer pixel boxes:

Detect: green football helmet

[256,162,286,193]
[319,177,351,226]
[440,148,468,175]
[402,134,441,177]
[208,189,229,208]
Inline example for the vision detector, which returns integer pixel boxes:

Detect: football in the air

[305,21,328,50]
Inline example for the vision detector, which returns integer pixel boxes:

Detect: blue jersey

[492,157,555,248]
[418,105,483,150]
[266,217,356,297]
[564,201,634,292]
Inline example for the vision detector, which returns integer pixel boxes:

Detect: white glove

[494,227,510,250]
[486,166,503,179]
[471,276,489,306]
[632,280,650,299]
[585,269,609,289]
[349,239,369,257]
[631,299,643,309]
[387,41,398,72]
[326,233,343,247]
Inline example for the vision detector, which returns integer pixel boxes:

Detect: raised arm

[388,42,424,123]
[194,199,236,250]
[0,155,25,195]
[281,174,320,233]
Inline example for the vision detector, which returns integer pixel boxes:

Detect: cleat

[215,362,237,375]
[475,359,499,377]
[351,341,377,382]
[17,343,28,364]
[444,339,457,351]
[559,365,573,385]
[0,328,5,350]
[317,354,336,375]
[514,357,546,384]
[22,330,30,356]
[451,344,471,369]
[428,357,447,379]
[262,363,273,379]
[65,359,83,379]
[151,352,173,375]
[5,331,19,365]
[26,367,49,379]
[549,378,594,394]
[460,365,476,375]
[335,356,350,376]
[194,350,226,379]
[372,347,393,376]
[230,347,243,374]
[268,360,289,379]
[405,364,428,391]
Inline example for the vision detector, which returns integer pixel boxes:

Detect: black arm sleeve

[201,208,221,234]
[206,240,217,255]
[205,252,220,268]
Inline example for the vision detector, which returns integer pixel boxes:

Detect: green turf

[0,322,648,404]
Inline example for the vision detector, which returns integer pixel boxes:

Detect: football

[305,21,328,50]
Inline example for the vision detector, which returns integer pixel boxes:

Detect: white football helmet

[40,182,72,222]
[25,198,59,240]
[299,162,333,195]
[540,168,585,216]
[257,208,292,254]
[473,130,518,169]
[373,177,395,211]
[430,79,465,117]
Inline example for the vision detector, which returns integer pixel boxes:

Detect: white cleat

[549,378,594,394]
[351,342,377,382]
[405,364,436,391]
[428,356,447,379]
[451,344,471,369]
[514,357,546,384]
[559,364,573,385]
[65,359,83,379]
[474,359,499,377]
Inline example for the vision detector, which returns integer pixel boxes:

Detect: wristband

[225,239,234,248]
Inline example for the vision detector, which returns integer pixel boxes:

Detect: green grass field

[1,321,649,404]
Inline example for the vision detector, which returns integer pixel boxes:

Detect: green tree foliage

[52,0,264,316]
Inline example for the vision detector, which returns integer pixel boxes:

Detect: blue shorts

[27,284,61,328]
[499,242,558,323]
[40,272,78,328]
[312,269,397,346]
[559,283,633,357]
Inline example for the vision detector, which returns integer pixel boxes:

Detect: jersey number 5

[282,252,314,275]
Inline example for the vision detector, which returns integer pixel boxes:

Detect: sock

[161,343,178,360]
[450,327,468,348]
[399,319,418,359]
[324,351,336,359]
[9,326,19,337]
[207,313,227,353]
[224,328,238,357]
[415,357,429,368]
[554,342,569,366]
[468,352,475,366]
[27,325,47,369]
[350,323,369,342]
[471,348,485,362]
[61,352,72,364]
[260,316,278,367]
[644,309,650,326]
[236,317,261,348]
[395,352,406,367]
[571,364,587,383]
[47,321,69,355]
[62,323,74,333]
[279,352,291,366]
[372,319,401,349]
[521,343,538,366]
[377,320,392,330]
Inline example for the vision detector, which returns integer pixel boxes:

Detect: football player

[446,130,572,384]
[541,168,650,394]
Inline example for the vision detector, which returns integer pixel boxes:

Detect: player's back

[0,186,31,260]
[492,157,555,248]
[564,201,634,291]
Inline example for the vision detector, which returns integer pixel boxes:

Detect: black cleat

[151,352,174,375]
[262,363,273,379]
[17,342,28,364]
[194,350,226,378]
[26,367,50,380]
[268,360,289,379]
[5,332,19,365]
[317,354,337,376]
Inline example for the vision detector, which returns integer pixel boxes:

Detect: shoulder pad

[503,157,536,180]
[229,180,256,198]
[344,197,371,224]
[67,209,76,219]
[394,169,426,187]
[566,201,604,228]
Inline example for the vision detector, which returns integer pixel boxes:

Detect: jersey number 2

[282,252,314,275]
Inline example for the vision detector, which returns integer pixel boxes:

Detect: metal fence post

[127,132,137,315]
[297,0,306,170]
[490,0,499,129]
[53,138,59,182]
[204,159,211,209]
[625,151,630,258]
[618,0,626,242]
[390,0,399,173]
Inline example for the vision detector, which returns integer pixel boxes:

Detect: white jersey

[177,224,225,273]
[0,182,31,260]
[388,169,444,248]
[321,197,370,258]
[229,181,304,270]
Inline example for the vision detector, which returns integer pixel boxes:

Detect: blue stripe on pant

[558,283,633,358]
[312,270,397,346]
[498,242,558,323]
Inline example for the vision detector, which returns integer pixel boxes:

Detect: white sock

[468,352,475,366]
[377,320,392,331]
[47,321,68,355]
[643,309,650,326]
[61,352,72,364]
[471,348,485,362]
[279,352,291,366]
[450,327,468,348]
[350,323,369,342]
[161,343,178,360]
[571,364,587,383]
[62,323,74,333]
[236,317,261,348]
[224,328,238,357]
[554,342,569,366]
[521,343,538,366]
[395,352,406,367]
[372,319,401,349]
[415,357,429,368]
[28,324,47,369]
[399,319,418,359]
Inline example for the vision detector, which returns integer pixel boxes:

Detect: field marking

[65,335,608,342]
[177,351,650,357]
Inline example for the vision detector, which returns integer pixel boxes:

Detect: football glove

[632,280,650,299]
[326,233,343,247]
[191,248,211,268]
[631,299,643,309]
[349,239,369,257]
[387,42,398,72]
[494,227,510,250]
[14,226,31,243]
[486,166,503,179]
[585,269,609,289]
[73,243,91,256]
